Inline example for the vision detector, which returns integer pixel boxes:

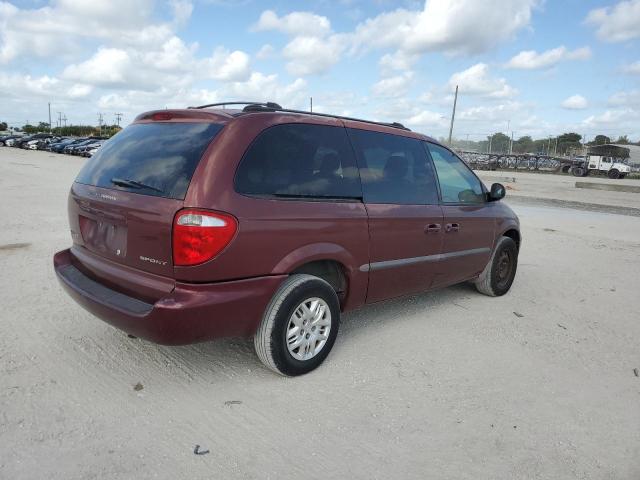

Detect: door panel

[345,127,444,303]
[425,141,496,287]
[433,204,495,287]
[365,204,444,302]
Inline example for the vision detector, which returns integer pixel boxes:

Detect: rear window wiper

[111,177,163,193]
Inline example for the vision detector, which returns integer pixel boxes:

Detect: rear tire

[474,237,518,297]
[608,169,620,179]
[572,167,584,177]
[254,274,340,376]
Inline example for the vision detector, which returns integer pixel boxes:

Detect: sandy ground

[1,148,639,480]
[478,170,640,216]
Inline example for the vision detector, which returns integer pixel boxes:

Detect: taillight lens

[172,209,237,266]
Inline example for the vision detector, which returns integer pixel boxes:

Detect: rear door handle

[425,223,441,233]
[445,223,460,233]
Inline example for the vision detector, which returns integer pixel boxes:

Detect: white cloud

[351,0,539,56]
[609,89,640,107]
[253,9,344,76]
[62,48,134,88]
[506,46,591,69]
[253,10,331,37]
[561,95,588,110]
[256,44,275,60]
[169,0,194,27]
[282,36,344,76]
[372,73,414,97]
[202,48,251,81]
[449,64,517,99]
[585,0,640,43]
[225,73,307,108]
[623,61,640,74]
[405,110,448,129]
[582,108,640,129]
[379,51,419,76]
[0,0,161,63]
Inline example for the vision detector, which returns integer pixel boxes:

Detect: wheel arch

[501,228,521,250]
[270,243,364,310]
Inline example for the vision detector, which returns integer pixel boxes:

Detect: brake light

[172,209,237,266]
[151,112,173,121]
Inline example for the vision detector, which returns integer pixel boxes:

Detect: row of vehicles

[0,133,107,157]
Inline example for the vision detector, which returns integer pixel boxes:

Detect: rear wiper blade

[111,178,163,193]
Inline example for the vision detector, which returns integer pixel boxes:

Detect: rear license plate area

[79,215,127,258]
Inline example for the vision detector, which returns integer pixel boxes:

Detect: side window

[235,123,361,199]
[347,128,439,205]
[426,142,485,204]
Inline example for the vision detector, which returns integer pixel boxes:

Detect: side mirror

[489,183,506,201]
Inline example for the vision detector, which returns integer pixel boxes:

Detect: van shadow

[99,283,478,381]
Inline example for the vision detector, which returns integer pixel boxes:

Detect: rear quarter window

[234,123,361,199]
[75,122,224,200]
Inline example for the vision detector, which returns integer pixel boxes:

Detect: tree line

[1,122,122,137]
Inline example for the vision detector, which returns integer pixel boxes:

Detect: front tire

[572,167,584,177]
[474,237,518,297]
[608,169,620,179]
[254,274,340,376]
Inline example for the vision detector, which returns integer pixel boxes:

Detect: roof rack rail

[265,107,411,131]
[188,101,282,110]
[189,101,410,131]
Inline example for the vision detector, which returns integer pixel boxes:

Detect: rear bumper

[54,248,285,345]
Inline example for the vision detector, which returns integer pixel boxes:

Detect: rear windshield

[75,122,224,199]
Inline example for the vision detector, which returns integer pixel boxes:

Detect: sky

[1,0,639,142]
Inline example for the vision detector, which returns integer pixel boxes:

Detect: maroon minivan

[54,102,520,376]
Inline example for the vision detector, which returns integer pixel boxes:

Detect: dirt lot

[1,148,639,480]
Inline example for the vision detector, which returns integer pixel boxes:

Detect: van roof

[134,103,439,144]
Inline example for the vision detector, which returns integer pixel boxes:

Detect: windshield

[75,122,224,199]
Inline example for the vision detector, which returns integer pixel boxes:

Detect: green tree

[487,132,511,153]
[0,121,8,131]
[556,132,582,155]
[513,135,534,154]
[615,135,629,144]
[592,134,611,145]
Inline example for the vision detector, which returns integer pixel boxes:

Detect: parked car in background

[63,139,93,155]
[54,102,521,376]
[0,135,22,146]
[51,138,84,153]
[26,139,41,150]
[77,140,104,157]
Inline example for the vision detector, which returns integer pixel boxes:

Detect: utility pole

[48,103,52,133]
[447,85,458,146]
[97,113,104,136]
[310,97,313,112]
[62,115,67,128]
[509,131,514,155]
[488,134,493,154]
[553,137,558,155]
[114,113,122,127]
[57,112,62,129]
[547,136,552,156]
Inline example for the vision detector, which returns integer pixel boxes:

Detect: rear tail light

[172,209,237,266]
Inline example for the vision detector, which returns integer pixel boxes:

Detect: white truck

[571,155,631,179]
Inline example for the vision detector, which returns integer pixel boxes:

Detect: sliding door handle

[445,223,460,233]
[424,223,441,233]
